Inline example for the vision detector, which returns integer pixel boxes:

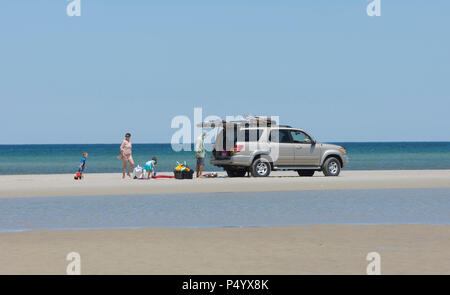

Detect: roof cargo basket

[197,116,277,128]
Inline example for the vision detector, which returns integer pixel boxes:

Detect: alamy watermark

[64,2,380,18]
[66,252,81,275]
[170,108,283,162]
[67,0,81,17]
[367,0,381,17]
[63,250,381,274]
[366,252,381,275]
[170,108,281,160]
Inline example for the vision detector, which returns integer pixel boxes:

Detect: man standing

[195,131,207,178]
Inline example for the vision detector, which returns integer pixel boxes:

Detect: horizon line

[1,140,450,145]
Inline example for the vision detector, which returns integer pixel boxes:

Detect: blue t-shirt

[80,157,86,171]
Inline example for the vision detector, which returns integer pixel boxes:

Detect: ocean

[1,142,450,175]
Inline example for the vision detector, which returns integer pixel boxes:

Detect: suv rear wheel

[297,170,315,177]
[322,157,341,176]
[251,158,271,177]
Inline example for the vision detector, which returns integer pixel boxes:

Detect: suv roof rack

[197,116,277,128]
[276,125,292,128]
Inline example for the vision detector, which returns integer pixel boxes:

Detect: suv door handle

[296,146,302,149]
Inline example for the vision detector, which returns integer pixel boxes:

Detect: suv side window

[269,129,292,143]
[290,130,312,144]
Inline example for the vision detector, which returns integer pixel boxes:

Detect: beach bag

[133,165,144,179]
[182,169,194,179]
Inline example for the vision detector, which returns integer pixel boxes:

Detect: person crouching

[144,157,158,179]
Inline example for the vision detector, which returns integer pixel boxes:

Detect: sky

[0,0,449,144]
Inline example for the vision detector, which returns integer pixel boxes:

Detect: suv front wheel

[251,158,271,177]
[322,157,341,176]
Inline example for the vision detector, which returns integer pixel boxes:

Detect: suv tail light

[233,144,244,153]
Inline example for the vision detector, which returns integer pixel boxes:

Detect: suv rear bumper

[210,155,253,167]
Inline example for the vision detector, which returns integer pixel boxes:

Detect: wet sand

[1,170,450,198]
[0,225,449,274]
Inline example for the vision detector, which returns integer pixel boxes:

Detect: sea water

[0,188,449,232]
[1,142,450,175]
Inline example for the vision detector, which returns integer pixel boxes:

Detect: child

[143,157,158,179]
[75,152,88,179]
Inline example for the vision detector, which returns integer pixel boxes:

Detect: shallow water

[0,188,449,232]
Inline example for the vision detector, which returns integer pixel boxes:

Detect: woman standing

[119,133,134,178]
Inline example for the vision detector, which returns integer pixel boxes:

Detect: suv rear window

[239,129,262,142]
[215,126,243,151]
[216,128,263,151]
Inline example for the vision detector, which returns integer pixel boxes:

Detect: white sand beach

[1,170,450,198]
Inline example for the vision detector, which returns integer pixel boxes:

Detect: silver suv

[208,120,348,177]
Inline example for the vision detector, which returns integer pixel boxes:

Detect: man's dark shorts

[196,157,205,167]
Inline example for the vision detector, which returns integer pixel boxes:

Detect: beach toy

[174,161,194,179]
[203,172,218,178]
[175,161,188,172]
[152,175,174,179]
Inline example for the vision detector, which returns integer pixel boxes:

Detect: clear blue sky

[1,1,449,144]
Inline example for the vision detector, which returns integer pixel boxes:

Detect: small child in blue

[143,157,157,179]
[77,152,88,178]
